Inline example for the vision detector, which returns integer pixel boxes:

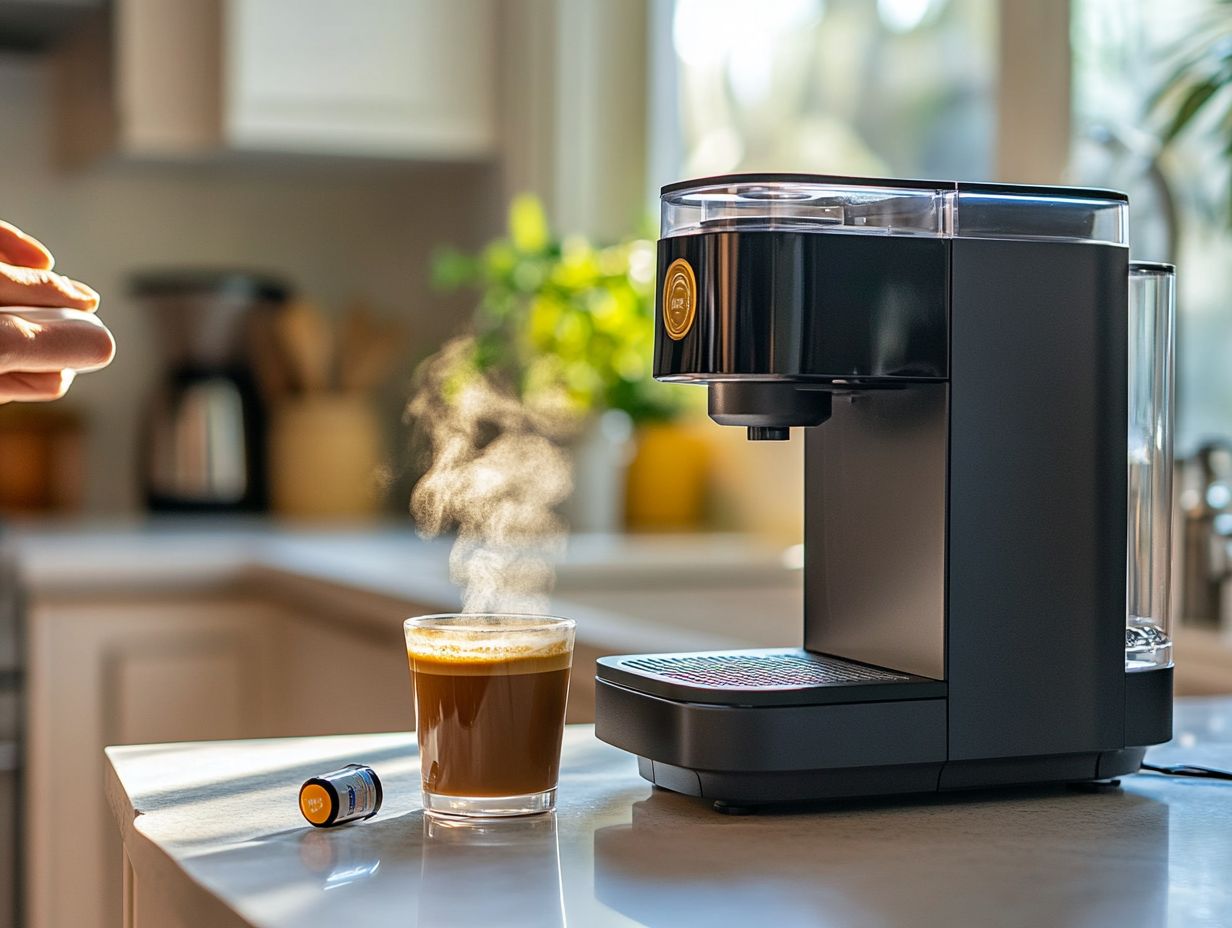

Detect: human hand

[0,220,114,403]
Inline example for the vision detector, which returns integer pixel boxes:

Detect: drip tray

[596,648,945,707]
[624,652,908,687]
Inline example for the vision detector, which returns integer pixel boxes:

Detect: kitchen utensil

[337,300,406,393]
[274,299,332,395]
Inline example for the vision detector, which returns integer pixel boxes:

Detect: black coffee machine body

[595,175,1175,804]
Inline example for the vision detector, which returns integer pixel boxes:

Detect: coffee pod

[0,306,115,372]
[299,764,383,827]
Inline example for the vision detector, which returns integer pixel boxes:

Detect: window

[652,0,996,187]
[650,0,1231,449]
[1073,0,1232,450]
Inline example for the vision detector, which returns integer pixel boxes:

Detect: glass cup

[404,613,575,818]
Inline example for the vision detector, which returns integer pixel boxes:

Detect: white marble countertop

[106,698,1232,928]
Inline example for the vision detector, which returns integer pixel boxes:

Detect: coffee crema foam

[408,643,572,675]
[405,618,574,674]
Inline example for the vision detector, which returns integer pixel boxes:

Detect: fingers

[0,220,54,271]
[0,224,105,404]
[0,313,115,374]
[0,370,74,403]
[0,262,98,311]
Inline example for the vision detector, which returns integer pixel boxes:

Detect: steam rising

[409,338,573,613]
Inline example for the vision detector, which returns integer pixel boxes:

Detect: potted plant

[431,196,707,532]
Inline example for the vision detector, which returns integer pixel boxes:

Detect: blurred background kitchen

[0,1,1231,926]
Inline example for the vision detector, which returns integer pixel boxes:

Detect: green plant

[1151,2,1232,222]
[432,195,685,424]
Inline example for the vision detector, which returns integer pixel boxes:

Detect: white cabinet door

[277,613,413,737]
[25,596,285,928]
[224,0,496,158]
[25,591,417,928]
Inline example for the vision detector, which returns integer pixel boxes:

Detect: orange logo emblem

[662,258,697,340]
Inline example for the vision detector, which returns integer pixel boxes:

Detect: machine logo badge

[663,258,697,340]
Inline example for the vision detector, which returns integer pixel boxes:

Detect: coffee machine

[595,174,1175,805]
[135,270,289,513]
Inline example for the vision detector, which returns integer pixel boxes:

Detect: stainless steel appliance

[595,175,1176,806]
[134,270,289,513]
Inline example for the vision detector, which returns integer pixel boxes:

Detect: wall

[0,53,499,513]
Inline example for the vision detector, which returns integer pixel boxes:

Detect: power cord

[1140,762,1232,781]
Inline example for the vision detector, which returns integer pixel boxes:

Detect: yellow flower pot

[624,422,710,531]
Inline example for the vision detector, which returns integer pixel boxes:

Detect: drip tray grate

[621,652,910,688]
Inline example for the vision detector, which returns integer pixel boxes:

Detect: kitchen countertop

[9,519,1232,687]
[3,520,806,653]
[106,698,1232,928]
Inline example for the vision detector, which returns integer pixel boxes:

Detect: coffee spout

[706,381,832,439]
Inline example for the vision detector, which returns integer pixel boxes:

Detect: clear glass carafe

[1126,262,1176,670]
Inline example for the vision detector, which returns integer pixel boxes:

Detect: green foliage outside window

[1152,1,1232,223]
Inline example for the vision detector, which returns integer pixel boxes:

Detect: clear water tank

[1126,262,1176,670]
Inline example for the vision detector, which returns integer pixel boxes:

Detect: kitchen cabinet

[25,590,412,928]
[54,0,496,163]
[226,0,495,158]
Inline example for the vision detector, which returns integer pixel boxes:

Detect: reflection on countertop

[106,700,1232,928]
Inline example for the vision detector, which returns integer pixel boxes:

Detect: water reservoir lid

[660,174,1128,246]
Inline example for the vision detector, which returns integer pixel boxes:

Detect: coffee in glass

[404,613,575,817]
